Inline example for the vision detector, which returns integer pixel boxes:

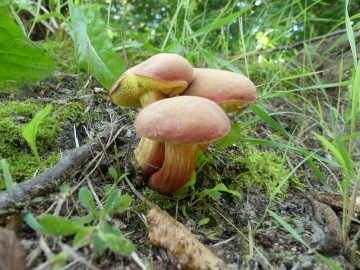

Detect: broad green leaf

[197,217,210,228]
[97,230,134,256]
[22,104,53,166]
[78,187,97,215]
[69,3,125,89]
[60,184,71,193]
[73,226,96,248]
[103,189,121,216]
[92,233,107,255]
[72,214,94,226]
[0,6,55,82]
[116,194,132,214]
[39,215,83,236]
[199,183,241,198]
[216,124,242,150]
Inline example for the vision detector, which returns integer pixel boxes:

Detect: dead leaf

[147,207,226,270]
[302,194,343,254]
[0,227,27,270]
[310,192,360,216]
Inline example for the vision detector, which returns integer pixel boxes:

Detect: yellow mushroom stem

[134,138,165,176]
[149,143,197,194]
[139,90,167,107]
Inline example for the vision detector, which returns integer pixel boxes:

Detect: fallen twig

[0,123,130,217]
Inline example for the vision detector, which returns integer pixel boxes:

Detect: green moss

[231,144,297,196]
[0,100,87,187]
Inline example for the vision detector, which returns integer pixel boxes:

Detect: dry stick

[0,123,128,217]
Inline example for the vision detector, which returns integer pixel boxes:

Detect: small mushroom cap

[109,53,194,107]
[182,68,256,112]
[134,96,231,144]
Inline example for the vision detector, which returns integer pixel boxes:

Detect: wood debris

[309,192,360,217]
[301,194,343,254]
[147,207,226,270]
[0,227,27,270]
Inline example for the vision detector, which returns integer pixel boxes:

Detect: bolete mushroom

[182,68,256,112]
[109,53,194,175]
[134,96,231,194]
[183,68,256,151]
[109,53,194,108]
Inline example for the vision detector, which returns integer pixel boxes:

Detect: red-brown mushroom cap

[182,68,256,112]
[134,96,231,194]
[134,96,231,144]
[109,53,194,108]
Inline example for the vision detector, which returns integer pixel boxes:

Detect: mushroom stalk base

[149,143,197,194]
[134,137,165,176]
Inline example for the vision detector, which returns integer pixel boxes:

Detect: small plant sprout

[38,185,134,258]
[21,104,53,169]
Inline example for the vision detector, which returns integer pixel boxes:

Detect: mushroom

[109,53,194,108]
[109,53,194,175]
[183,68,256,151]
[134,96,231,194]
[182,68,256,112]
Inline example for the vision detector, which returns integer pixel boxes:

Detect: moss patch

[230,144,299,196]
[0,100,87,188]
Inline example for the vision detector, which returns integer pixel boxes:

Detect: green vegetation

[0,100,87,187]
[1,0,359,268]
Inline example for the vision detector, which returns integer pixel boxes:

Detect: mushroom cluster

[109,53,256,194]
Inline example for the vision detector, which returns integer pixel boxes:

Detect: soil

[0,36,359,270]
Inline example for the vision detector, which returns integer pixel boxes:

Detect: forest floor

[0,38,359,270]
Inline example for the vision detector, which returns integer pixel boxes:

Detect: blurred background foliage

[13,0,360,56]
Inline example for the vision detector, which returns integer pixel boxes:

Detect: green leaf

[22,212,46,233]
[103,189,121,216]
[0,159,14,189]
[72,214,94,226]
[92,233,107,255]
[59,184,71,194]
[72,226,96,248]
[69,3,125,90]
[39,215,83,236]
[0,6,55,82]
[97,230,134,256]
[21,104,53,166]
[313,133,347,175]
[250,104,291,139]
[185,6,253,40]
[78,187,97,215]
[108,167,118,181]
[199,183,241,199]
[197,217,210,228]
[216,124,242,150]
[116,194,132,214]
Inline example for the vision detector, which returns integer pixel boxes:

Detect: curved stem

[149,143,197,194]
[134,138,165,176]
[139,90,166,107]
